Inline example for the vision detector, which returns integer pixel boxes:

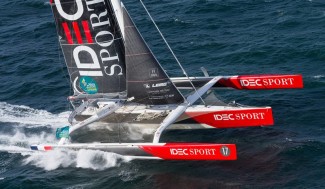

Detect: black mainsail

[51,0,126,94]
[123,6,184,105]
[51,0,184,104]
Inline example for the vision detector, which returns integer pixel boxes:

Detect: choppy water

[0,0,324,188]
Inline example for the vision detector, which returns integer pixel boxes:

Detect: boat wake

[0,102,131,171]
[23,149,131,171]
[0,102,70,128]
[312,75,324,79]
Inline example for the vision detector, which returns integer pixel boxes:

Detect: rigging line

[139,0,206,106]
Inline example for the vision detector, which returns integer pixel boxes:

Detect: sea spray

[23,149,75,171]
[76,149,130,170]
[0,129,131,171]
[0,103,131,171]
[23,149,131,171]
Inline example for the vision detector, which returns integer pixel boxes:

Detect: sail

[123,6,184,105]
[50,0,126,94]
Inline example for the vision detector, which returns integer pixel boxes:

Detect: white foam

[0,130,130,171]
[23,149,130,171]
[76,149,128,170]
[0,102,131,171]
[0,130,131,171]
[0,131,56,148]
[313,75,324,79]
[23,149,75,171]
[0,102,70,128]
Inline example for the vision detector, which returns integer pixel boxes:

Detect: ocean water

[0,0,324,188]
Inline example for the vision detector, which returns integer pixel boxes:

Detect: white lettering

[55,0,84,21]
[262,78,295,86]
[263,79,269,86]
[152,82,168,88]
[215,112,266,121]
[95,31,114,47]
[240,77,296,87]
[281,78,288,85]
[240,79,262,87]
[100,49,119,63]
[189,149,216,155]
[73,46,103,76]
[104,64,123,76]
[90,10,110,28]
[214,114,234,121]
[288,78,294,85]
[170,149,188,155]
[86,0,105,11]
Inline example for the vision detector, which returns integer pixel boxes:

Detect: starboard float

[31,0,303,160]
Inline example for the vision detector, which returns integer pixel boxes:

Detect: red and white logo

[222,75,304,89]
[140,143,237,160]
[170,148,218,156]
[214,112,265,121]
[52,0,124,83]
[187,108,274,128]
[170,148,189,155]
[239,77,295,87]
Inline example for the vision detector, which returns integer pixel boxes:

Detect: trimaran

[31,0,303,160]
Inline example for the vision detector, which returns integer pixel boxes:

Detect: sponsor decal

[170,148,217,156]
[152,82,169,88]
[55,126,70,139]
[143,83,150,89]
[239,78,295,87]
[165,94,175,98]
[220,146,230,157]
[53,0,124,91]
[213,112,265,121]
[187,108,274,128]
[79,76,98,94]
[219,75,303,89]
[149,68,159,78]
[140,143,237,160]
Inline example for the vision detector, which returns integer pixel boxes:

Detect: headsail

[123,6,184,105]
[51,0,126,94]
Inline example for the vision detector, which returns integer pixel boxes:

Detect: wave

[312,75,324,79]
[0,102,70,128]
[0,102,131,171]
[23,149,131,171]
[0,129,132,171]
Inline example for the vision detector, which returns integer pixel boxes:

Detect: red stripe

[82,21,93,44]
[72,22,83,44]
[62,22,73,44]
[44,146,53,151]
[49,0,53,4]
[140,143,237,160]
[186,107,274,128]
[219,74,304,90]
